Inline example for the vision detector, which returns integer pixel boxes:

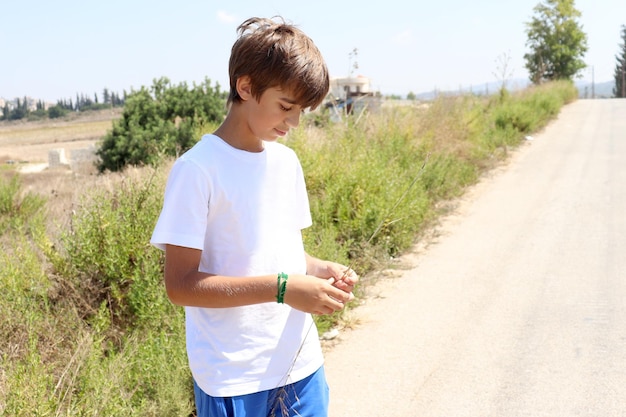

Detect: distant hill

[576,80,615,98]
[410,78,531,101]
[409,79,617,101]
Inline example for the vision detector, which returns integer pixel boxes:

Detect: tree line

[0,88,126,121]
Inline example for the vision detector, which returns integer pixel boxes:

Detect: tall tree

[613,25,626,98]
[524,0,588,84]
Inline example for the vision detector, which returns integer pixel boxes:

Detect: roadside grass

[0,169,193,416]
[0,80,577,415]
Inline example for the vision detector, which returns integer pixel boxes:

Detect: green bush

[291,119,478,270]
[97,77,227,172]
[57,171,172,330]
[0,175,46,235]
[467,80,578,158]
[1,171,193,416]
[47,104,70,119]
[497,80,576,131]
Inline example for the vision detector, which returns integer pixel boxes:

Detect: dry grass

[10,164,163,243]
[0,109,120,163]
[0,119,113,145]
[0,110,125,236]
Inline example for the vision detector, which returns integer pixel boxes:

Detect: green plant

[58,170,171,331]
[97,77,227,172]
[47,104,70,119]
[0,175,46,235]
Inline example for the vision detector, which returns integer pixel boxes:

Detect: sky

[1,0,624,103]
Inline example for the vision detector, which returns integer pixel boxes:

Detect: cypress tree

[613,25,626,98]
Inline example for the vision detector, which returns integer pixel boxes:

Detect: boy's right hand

[284,274,354,315]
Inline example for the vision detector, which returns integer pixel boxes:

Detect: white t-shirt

[150,134,323,397]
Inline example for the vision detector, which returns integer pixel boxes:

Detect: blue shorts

[193,366,329,417]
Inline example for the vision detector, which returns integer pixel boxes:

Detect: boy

[150,17,358,417]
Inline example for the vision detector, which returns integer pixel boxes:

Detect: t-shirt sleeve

[150,158,210,251]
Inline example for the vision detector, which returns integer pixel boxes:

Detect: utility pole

[591,66,595,99]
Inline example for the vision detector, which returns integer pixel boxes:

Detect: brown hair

[227,17,329,110]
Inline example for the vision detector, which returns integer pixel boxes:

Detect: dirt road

[324,99,626,416]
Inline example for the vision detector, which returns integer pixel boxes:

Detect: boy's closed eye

[280,104,306,114]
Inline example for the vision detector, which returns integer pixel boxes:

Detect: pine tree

[613,25,626,98]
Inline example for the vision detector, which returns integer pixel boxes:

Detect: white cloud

[217,10,236,23]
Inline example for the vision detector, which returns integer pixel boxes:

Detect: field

[0,109,120,166]
[0,110,123,234]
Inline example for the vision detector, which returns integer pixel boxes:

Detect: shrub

[0,175,46,235]
[97,77,227,172]
[47,104,69,119]
[56,169,172,331]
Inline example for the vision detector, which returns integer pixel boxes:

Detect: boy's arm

[164,244,352,315]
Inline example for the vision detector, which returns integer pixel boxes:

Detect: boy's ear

[236,76,253,101]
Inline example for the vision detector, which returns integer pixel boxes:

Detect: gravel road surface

[324,99,626,416]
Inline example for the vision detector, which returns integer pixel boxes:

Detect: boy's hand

[327,263,359,296]
[309,260,359,296]
[284,274,354,315]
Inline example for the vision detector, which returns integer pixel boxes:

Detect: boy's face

[244,85,303,141]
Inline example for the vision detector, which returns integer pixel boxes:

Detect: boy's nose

[286,111,300,128]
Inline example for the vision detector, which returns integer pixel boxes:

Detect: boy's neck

[213,113,264,153]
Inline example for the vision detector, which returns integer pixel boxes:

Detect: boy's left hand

[315,261,359,296]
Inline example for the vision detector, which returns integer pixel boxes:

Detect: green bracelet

[276,272,288,304]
